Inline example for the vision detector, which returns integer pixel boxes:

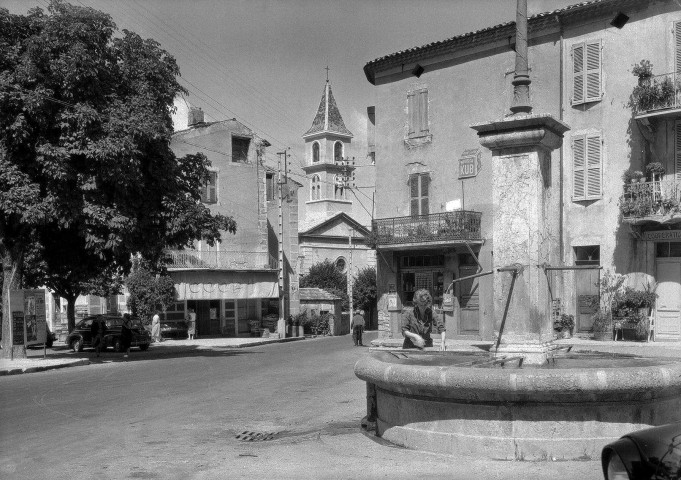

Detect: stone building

[165,98,301,337]
[365,0,681,341]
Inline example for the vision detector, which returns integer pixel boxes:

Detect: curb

[0,359,90,377]
[227,336,306,348]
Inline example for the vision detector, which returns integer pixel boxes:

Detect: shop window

[200,171,217,204]
[409,173,429,216]
[407,88,429,137]
[656,242,681,257]
[572,133,602,201]
[574,245,600,265]
[571,39,602,105]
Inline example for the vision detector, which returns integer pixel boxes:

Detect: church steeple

[303,81,353,139]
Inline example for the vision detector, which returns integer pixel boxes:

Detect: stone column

[472,115,569,364]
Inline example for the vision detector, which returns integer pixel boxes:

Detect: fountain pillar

[472,117,568,364]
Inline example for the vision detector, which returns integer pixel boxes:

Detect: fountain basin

[355,350,681,460]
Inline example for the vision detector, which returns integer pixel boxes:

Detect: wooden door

[458,265,479,334]
[195,301,211,337]
[656,260,681,339]
[575,268,599,332]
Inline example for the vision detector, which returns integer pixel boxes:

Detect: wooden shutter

[674,120,681,182]
[572,135,586,200]
[201,171,217,203]
[675,21,681,75]
[584,40,602,102]
[407,92,416,136]
[418,89,429,134]
[585,134,602,199]
[410,175,419,216]
[572,43,584,105]
[420,175,429,215]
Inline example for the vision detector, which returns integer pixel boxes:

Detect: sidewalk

[0,334,306,376]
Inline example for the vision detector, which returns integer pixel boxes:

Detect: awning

[171,271,278,300]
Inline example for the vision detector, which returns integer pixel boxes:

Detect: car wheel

[112,339,121,353]
[139,344,149,351]
[71,338,83,352]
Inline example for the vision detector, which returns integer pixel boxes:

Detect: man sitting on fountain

[401,289,446,351]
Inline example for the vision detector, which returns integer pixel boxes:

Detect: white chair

[647,309,655,342]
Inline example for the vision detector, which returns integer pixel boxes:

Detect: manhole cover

[235,431,279,442]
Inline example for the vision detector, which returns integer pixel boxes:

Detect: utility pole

[277,150,288,338]
[348,227,354,317]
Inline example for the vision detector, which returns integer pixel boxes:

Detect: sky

[2,0,575,222]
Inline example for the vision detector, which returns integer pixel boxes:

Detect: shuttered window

[408,89,429,137]
[675,21,681,76]
[200,171,218,204]
[409,174,429,216]
[572,133,602,201]
[571,40,602,105]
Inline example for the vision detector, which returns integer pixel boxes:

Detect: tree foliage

[352,266,376,313]
[125,259,176,324]
[0,1,235,354]
[299,260,348,310]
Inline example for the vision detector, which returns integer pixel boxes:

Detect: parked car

[161,321,188,339]
[67,315,151,352]
[601,422,681,479]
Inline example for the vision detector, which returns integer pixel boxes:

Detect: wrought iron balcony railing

[164,250,277,270]
[633,72,681,116]
[620,179,681,220]
[371,210,482,247]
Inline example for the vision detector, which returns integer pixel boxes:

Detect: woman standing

[401,289,446,351]
[151,312,162,343]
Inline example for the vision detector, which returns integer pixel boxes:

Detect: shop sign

[458,148,482,179]
[442,293,454,312]
[643,230,681,242]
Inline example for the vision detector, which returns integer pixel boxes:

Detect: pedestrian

[351,309,365,346]
[401,289,446,351]
[91,317,107,357]
[151,312,162,343]
[187,308,196,340]
[120,313,133,358]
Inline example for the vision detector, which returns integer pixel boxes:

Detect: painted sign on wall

[458,148,482,179]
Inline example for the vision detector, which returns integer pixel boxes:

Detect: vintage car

[161,321,188,339]
[66,315,151,352]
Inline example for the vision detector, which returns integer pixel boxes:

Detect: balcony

[370,210,483,249]
[620,179,681,224]
[633,72,681,120]
[164,250,278,271]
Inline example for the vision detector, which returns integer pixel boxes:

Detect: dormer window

[334,141,343,163]
[312,142,320,163]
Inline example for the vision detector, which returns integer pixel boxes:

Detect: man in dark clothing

[351,310,365,346]
[91,317,107,357]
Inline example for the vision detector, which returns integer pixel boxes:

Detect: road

[0,333,602,479]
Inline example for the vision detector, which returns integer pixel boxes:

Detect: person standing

[151,312,162,343]
[351,309,365,346]
[401,289,446,351]
[120,314,133,358]
[91,317,107,357]
[187,308,196,340]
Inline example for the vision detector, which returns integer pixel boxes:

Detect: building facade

[365,0,681,341]
[165,99,300,337]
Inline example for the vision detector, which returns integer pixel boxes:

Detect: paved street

[0,332,621,479]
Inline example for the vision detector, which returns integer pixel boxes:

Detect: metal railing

[633,72,681,115]
[620,178,681,219]
[371,210,482,246]
[164,250,277,270]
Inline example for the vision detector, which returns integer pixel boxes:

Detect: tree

[352,266,376,326]
[125,259,175,324]
[0,1,235,357]
[300,260,348,310]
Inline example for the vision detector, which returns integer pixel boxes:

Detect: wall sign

[442,293,454,312]
[643,230,681,242]
[458,148,482,179]
[387,293,401,311]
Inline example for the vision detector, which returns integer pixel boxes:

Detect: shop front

[646,230,681,341]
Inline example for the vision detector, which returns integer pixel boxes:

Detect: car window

[80,319,93,329]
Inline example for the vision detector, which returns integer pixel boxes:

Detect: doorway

[655,242,681,340]
[574,246,600,332]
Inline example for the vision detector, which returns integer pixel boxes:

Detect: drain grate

[235,431,279,442]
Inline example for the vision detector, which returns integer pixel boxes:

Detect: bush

[295,311,330,336]
[613,286,657,317]
[591,310,612,333]
[555,314,574,331]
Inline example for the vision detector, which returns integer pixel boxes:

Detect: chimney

[188,106,204,126]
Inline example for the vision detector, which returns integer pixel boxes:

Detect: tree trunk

[65,295,77,333]
[1,248,26,359]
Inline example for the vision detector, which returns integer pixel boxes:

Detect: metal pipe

[542,266,603,271]
[449,270,494,286]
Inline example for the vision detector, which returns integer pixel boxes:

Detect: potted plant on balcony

[630,60,677,113]
[555,313,575,339]
[621,169,640,184]
[645,162,665,181]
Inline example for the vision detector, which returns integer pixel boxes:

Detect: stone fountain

[355,0,681,460]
